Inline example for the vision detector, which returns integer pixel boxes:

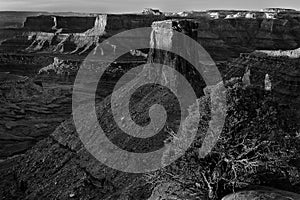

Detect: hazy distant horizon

[0,0,300,13]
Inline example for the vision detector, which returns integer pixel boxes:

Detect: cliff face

[0,14,164,55]
[23,15,57,32]
[148,20,209,97]
[167,17,300,60]
[3,13,300,60]
[23,14,164,33]
[23,15,108,33]
[22,15,108,54]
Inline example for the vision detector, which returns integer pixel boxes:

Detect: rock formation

[3,10,300,60]
[219,53,300,128]
[38,57,77,77]
[254,48,300,58]
[0,8,300,200]
[242,67,251,87]
[222,187,300,200]
[142,8,162,15]
[264,74,272,91]
[0,14,164,55]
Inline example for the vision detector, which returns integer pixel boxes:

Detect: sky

[0,0,300,13]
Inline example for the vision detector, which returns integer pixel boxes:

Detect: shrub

[146,79,300,199]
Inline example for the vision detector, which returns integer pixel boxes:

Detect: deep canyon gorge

[0,8,300,200]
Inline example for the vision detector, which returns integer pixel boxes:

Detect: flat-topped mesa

[3,11,300,59]
[2,14,165,54]
[23,14,165,34]
[23,15,104,33]
[158,17,300,60]
[166,10,299,19]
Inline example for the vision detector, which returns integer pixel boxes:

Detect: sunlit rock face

[254,48,300,58]
[1,14,164,54]
[2,11,300,60]
[24,15,108,34]
[23,15,107,54]
[131,16,300,60]
[149,20,208,97]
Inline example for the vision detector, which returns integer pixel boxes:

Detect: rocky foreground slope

[0,58,299,199]
[0,72,72,159]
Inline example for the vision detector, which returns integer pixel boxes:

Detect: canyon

[0,8,300,200]
[3,11,300,59]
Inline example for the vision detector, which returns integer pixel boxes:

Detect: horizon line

[0,7,299,14]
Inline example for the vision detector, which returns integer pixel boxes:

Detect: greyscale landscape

[0,5,300,200]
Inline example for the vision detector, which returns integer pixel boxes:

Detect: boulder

[222,187,300,200]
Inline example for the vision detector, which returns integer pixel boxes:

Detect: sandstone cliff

[0,14,164,55]
[2,12,300,60]
[170,17,300,60]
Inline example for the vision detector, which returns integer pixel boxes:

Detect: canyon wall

[0,14,164,55]
[2,12,300,60]
[24,15,97,33]
[168,17,300,60]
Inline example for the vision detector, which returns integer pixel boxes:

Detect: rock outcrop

[222,187,300,200]
[218,53,300,128]
[254,48,300,58]
[142,8,162,15]
[38,57,77,76]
